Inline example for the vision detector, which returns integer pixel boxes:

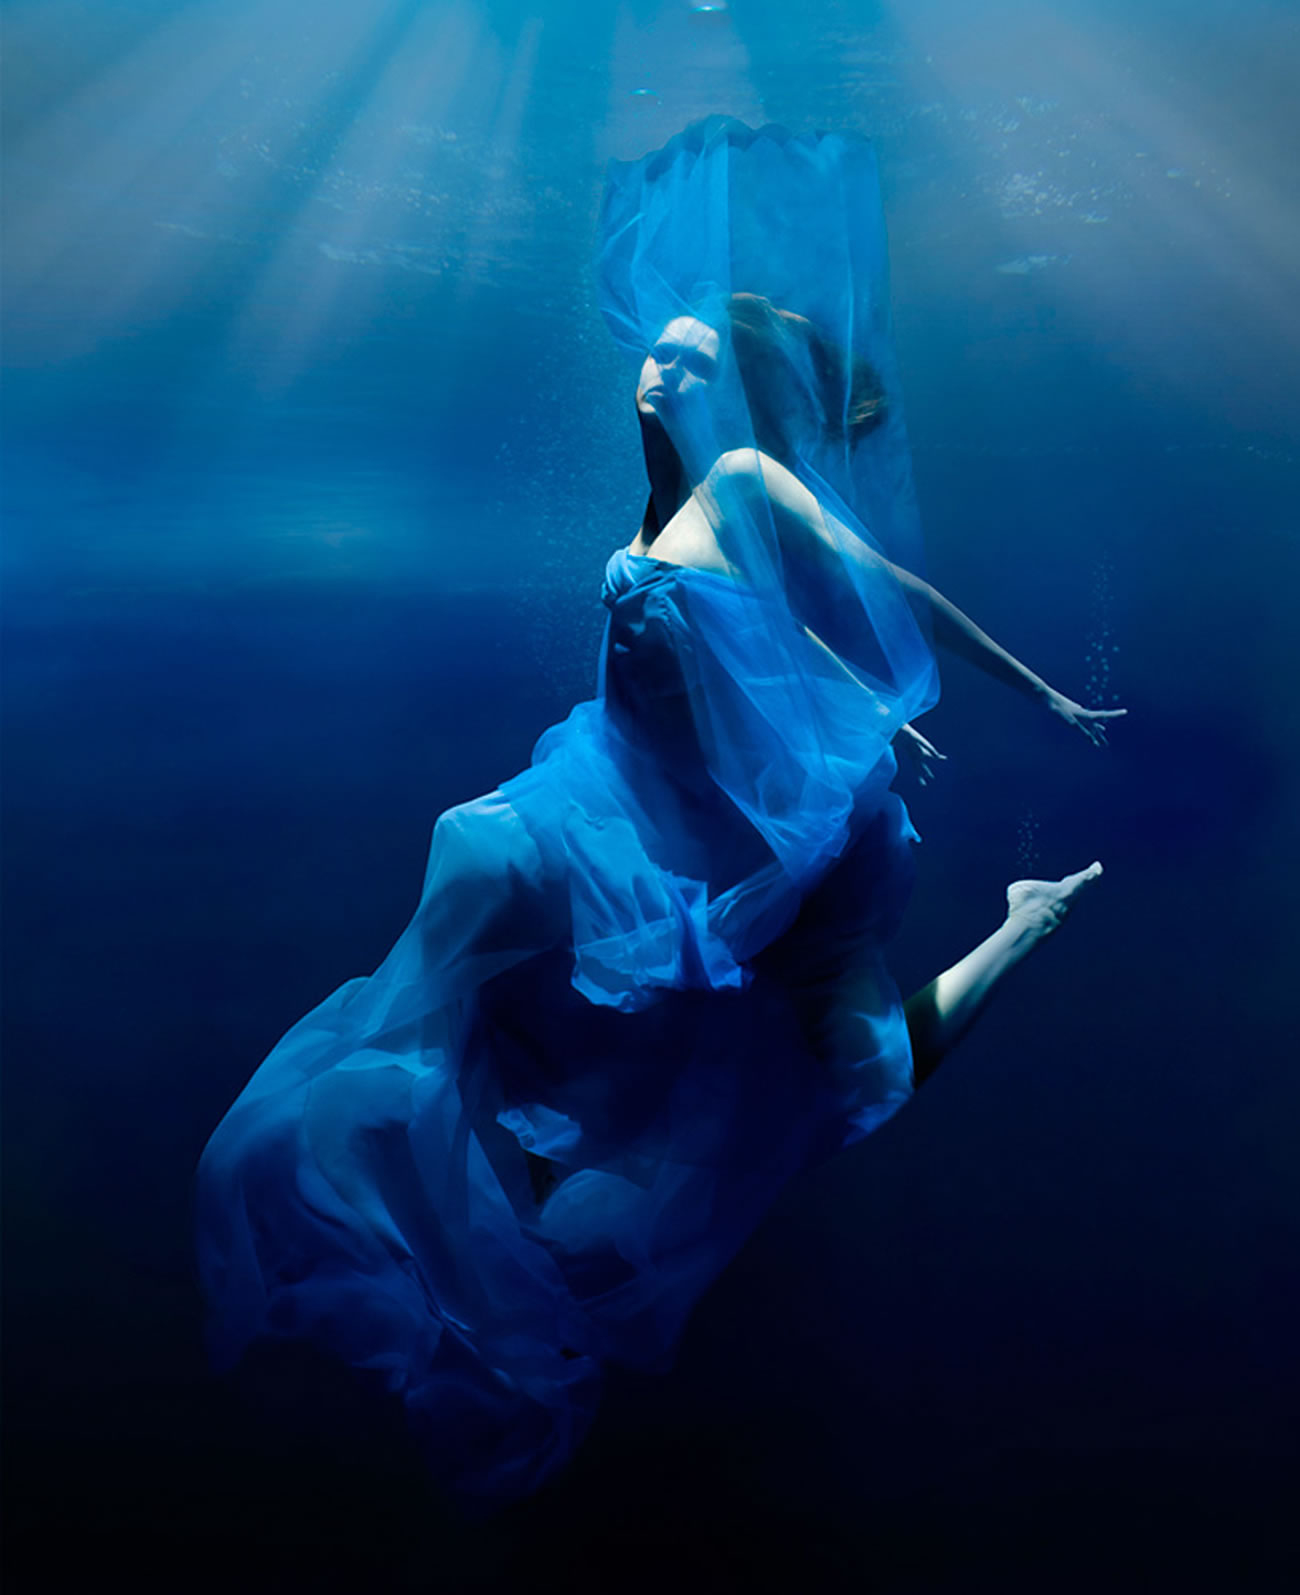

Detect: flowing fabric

[597,116,932,584]
[195,119,939,1507]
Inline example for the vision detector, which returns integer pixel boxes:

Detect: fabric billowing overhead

[597,115,932,583]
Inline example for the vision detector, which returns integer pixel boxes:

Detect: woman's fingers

[1077,706,1127,744]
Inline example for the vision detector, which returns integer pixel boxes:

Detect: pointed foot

[1005,861,1103,938]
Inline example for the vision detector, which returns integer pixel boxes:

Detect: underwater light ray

[237,0,430,229]
[1008,3,1300,369]
[883,0,1300,423]
[5,0,265,322]
[1058,20,1300,374]
[231,1,494,397]
[4,0,440,369]
[446,13,545,310]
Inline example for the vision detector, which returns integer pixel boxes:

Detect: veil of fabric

[579,116,938,1006]
[598,116,932,582]
[195,118,938,1510]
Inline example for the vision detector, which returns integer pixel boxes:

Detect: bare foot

[1006,861,1103,938]
[904,862,1104,1084]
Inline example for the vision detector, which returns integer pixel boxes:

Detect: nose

[654,352,689,390]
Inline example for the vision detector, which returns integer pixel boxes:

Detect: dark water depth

[5,2,1300,1588]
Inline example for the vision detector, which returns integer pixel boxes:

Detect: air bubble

[1084,554,1120,710]
[1016,808,1041,876]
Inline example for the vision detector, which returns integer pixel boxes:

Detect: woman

[195,121,1121,1507]
[618,288,1116,1085]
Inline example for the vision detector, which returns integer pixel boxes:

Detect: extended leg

[905,862,1103,1086]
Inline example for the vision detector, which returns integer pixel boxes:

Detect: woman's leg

[905,862,1103,1085]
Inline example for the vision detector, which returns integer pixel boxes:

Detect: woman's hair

[724,291,886,463]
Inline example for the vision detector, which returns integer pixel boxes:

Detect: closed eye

[652,342,717,379]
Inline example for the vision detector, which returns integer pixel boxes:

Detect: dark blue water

[6,1,1298,1588]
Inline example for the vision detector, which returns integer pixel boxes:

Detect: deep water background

[5,1,1299,1589]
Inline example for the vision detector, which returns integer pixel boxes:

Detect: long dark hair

[725,291,886,464]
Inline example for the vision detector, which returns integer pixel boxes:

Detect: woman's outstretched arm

[881,561,1125,747]
[706,450,1127,745]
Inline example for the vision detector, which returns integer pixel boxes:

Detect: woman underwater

[195,120,1123,1506]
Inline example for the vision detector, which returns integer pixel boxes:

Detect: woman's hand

[1041,688,1128,747]
[896,722,947,785]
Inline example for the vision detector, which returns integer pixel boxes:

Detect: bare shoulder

[711,449,821,518]
[711,447,797,491]
[706,449,826,537]
[702,453,891,600]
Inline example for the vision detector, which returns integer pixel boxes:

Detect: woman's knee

[424,793,566,948]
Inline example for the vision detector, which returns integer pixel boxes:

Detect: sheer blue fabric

[597,116,932,581]
[195,119,939,1508]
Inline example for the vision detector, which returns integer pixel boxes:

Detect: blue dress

[196,546,931,1503]
[195,120,940,1506]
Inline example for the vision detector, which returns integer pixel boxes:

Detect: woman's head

[635,316,723,420]
[637,296,886,471]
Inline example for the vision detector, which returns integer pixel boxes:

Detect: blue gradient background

[5,2,1298,1587]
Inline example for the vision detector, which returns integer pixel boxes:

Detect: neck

[638,414,690,543]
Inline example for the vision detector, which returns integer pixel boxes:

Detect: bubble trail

[1015,807,1041,876]
[1084,554,1121,708]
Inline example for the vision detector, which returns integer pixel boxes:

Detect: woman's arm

[885,562,1124,745]
[705,449,1126,745]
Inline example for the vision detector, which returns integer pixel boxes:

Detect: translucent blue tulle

[195,119,939,1507]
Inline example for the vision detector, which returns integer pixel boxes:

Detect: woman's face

[636,316,722,419]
